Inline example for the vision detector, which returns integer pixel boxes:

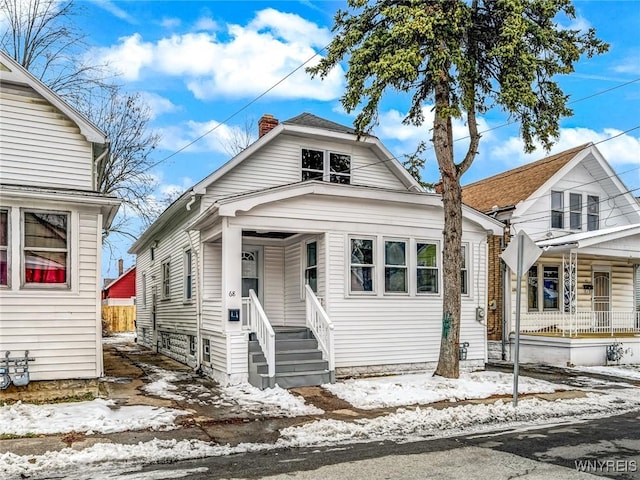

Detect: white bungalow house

[129,113,504,388]
[463,144,640,366]
[0,51,120,384]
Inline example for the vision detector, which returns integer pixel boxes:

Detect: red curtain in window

[25,253,67,283]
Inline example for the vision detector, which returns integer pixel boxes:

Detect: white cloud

[157,119,246,155]
[139,92,180,119]
[90,8,344,101]
[160,17,181,29]
[490,127,640,169]
[194,16,219,32]
[90,0,137,23]
[613,53,640,75]
[93,33,154,80]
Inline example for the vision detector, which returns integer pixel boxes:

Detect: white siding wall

[202,241,222,332]
[0,205,102,381]
[263,245,285,324]
[231,195,489,369]
[202,134,407,209]
[515,161,633,241]
[0,84,94,190]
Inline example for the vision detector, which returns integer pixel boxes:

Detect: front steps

[248,327,334,389]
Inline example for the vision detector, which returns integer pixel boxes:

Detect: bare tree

[220,116,257,157]
[1,0,164,238]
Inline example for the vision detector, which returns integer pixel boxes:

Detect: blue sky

[75,1,640,277]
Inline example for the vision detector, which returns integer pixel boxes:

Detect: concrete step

[273,327,314,340]
[276,338,318,351]
[273,370,332,389]
[255,358,329,374]
[251,349,324,364]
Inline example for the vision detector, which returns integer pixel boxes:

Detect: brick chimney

[118,258,124,276]
[258,114,279,137]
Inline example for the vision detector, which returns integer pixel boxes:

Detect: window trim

[587,195,600,231]
[383,238,408,295]
[348,236,376,295]
[527,263,561,312]
[21,209,70,289]
[141,272,147,307]
[0,208,9,288]
[551,190,564,229]
[183,248,193,302]
[461,243,469,296]
[161,257,171,300]
[303,240,318,295]
[301,147,351,185]
[569,192,582,230]
[416,239,440,295]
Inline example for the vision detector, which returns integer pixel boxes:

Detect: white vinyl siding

[263,245,285,325]
[0,86,94,190]
[202,135,408,209]
[0,210,102,380]
[284,242,305,326]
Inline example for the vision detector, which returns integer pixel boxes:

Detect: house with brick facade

[463,144,640,366]
[129,113,504,388]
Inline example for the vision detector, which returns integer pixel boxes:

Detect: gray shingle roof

[283,112,358,135]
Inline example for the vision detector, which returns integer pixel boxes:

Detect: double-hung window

[384,240,407,293]
[142,272,147,307]
[528,265,560,311]
[305,241,318,293]
[416,242,438,294]
[570,193,582,230]
[587,195,599,231]
[161,259,171,299]
[301,148,351,184]
[350,238,374,293]
[23,211,68,285]
[551,191,564,229]
[184,249,192,301]
[0,210,7,286]
[461,245,469,295]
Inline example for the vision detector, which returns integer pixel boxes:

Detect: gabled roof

[103,265,136,292]
[462,144,589,213]
[0,50,107,144]
[283,112,358,135]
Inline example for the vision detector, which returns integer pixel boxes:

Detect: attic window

[551,191,564,229]
[301,149,350,184]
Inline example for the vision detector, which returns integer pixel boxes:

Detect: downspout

[186,192,202,372]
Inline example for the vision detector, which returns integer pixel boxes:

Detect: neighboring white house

[0,51,120,383]
[463,144,640,366]
[129,113,504,388]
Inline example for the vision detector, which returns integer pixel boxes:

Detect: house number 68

[228,291,236,297]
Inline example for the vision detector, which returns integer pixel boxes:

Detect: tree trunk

[433,80,461,379]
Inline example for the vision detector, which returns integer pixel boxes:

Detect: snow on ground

[139,364,322,417]
[3,388,640,480]
[325,370,568,409]
[0,399,185,436]
[102,332,136,345]
[573,364,640,381]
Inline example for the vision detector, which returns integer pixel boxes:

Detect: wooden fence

[102,306,136,332]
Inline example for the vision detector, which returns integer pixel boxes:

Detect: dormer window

[301,148,351,184]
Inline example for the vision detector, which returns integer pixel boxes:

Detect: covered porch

[511,224,640,366]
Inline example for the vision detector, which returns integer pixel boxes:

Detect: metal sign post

[500,231,542,407]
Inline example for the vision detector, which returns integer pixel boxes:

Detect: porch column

[221,220,243,334]
[562,250,577,314]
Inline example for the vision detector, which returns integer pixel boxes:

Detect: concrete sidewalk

[0,338,610,458]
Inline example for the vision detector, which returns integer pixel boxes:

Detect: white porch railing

[246,290,275,380]
[305,284,334,371]
[519,311,640,337]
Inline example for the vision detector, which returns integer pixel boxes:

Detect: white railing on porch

[246,290,275,380]
[520,311,640,337]
[305,284,334,371]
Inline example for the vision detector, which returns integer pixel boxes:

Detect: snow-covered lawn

[0,399,185,436]
[101,332,136,345]
[3,389,640,480]
[325,370,567,409]
[572,364,640,381]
